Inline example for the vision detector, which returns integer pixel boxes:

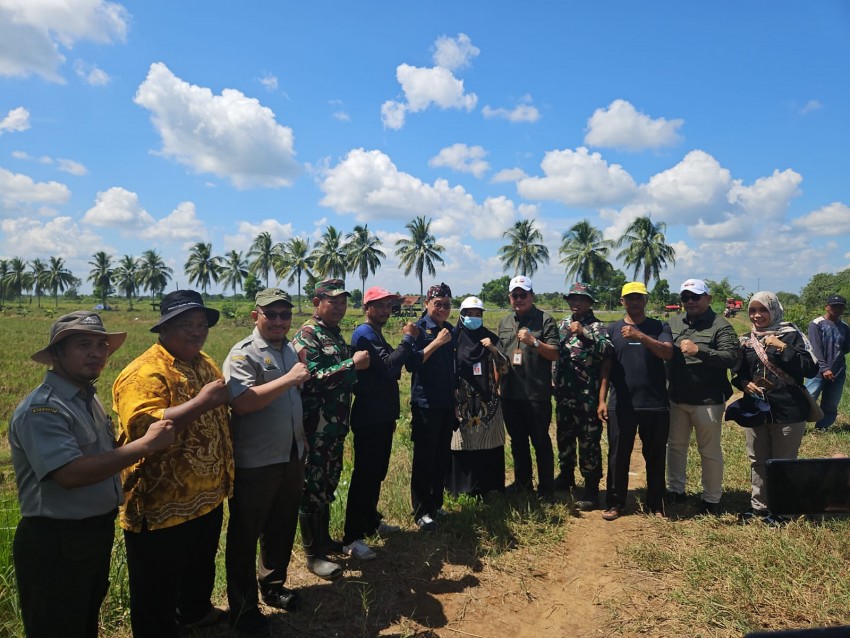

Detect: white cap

[460,296,485,312]
[509,275,533,292]
[680,279,709,295]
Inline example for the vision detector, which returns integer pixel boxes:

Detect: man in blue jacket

[806,294,850,431]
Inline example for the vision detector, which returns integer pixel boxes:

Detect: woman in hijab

[732,291,818,522]
[447,297,510,497]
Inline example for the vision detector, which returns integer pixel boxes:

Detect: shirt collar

[251,326,289,350]
[45,369,95,401]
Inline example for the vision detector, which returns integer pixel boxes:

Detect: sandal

[601,507,622,521]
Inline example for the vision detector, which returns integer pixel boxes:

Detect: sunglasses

[510,291,529,300]
[431,301,452,310]
[259,310,293,320]
[680,293,704,303]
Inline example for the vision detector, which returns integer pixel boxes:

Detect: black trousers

[410,406,454,520]
[502,398,555,495]
[605,408,669,512]
[124,504,223,638]
[13,511,116,638]
[226,447,304,619]
[344,420,394,543]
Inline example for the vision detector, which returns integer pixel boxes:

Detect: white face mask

[461,315,483,330]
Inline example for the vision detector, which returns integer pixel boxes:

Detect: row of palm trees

[0,215,675,311]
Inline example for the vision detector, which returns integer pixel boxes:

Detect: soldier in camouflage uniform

[554,283,611,510]
[292,279,370,579]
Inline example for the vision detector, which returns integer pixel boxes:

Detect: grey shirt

[8,371,123,519]
[224,328,305,469]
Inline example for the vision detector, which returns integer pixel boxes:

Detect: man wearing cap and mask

[553,283,611,510]
[292,279,370,579]
[598,282,673,520]
[805,294,850,432]
[113,290,234,638]
[497,275,560,498]
[9,312,175,638]
[664,278,738,515]
[342,286,419,560]
[222,288,311,634]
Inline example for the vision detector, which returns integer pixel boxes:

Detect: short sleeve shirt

[224,328,304,468]
[607,318,672,411]
[112,342,234,532]
[9,371,122,519]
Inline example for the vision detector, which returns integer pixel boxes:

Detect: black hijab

[456,317,498,401]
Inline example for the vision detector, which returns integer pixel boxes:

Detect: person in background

[805,294,850,432]
[497,275,560,499]
[405,282,456,531]
[9,312,174,638]
[343,286,419,559]
[664,279,738,515]
[554,283,611,510]
[732,292,818,522]
[447,296,510,497]
[223,288,311,634]
[292,279,370,578]
[113,290,233,638]
[598,283,673,520]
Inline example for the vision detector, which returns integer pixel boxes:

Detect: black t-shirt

[607,318,672,411]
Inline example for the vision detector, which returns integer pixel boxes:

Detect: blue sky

[1,1,849,298]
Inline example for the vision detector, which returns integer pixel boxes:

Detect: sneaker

[698,500,721,516]
[343,539,377,561]
[261,586,299,611]
[763,513,791,527]
[416,514,437,532]
[433,508,448,518]
[376,520,401,536]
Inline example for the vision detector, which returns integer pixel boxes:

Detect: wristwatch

[531,337,539,348]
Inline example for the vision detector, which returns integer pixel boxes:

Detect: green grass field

[0,301,848,637]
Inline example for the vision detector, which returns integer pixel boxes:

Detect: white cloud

[134,62,300,189]
[641,150,732,223]
[516,147,638,207]
[0,166,70,212]
[0,106,30,134]
[792,202,850,236]
[73,59,110,85]
[727,168,802,220]
[432,33,479,71]
[381,100,407,130]
[490,168,527,183]
[142,201,207,242]
[319,148,520,240]
[429,143,489,178]
[0,0,129,82]
[258,73,278,91]
[482,102,540,123]
[1,215,105,259]
[333,111,351,122]
[57,158,88,175]
[799,100,822,115]
[223,219,295,253]
[584,99,683,151]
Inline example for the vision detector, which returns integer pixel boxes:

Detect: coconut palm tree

[311,226,349,279]
[0,259,8,308]
[274,237,314,313]
[248,231,277,288]
[4,257,29,305]
[88,251,114,308]
[345,224,385,294]
[616,216,676,287]
[498,219,550,277]
[394,216,444,297]
[44,256,76,309]
[29,258,48,307]
[184,242,222,295]
[114,255,140,310]
[220,250,249,296]
[559,219,614,284]
[138,249,173,300]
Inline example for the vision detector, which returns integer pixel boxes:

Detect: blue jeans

[805,372,845,430]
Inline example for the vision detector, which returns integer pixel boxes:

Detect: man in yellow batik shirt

[113,290,234,638]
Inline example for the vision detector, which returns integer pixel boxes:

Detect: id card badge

[512,349,523,366]
[472,362,483,376]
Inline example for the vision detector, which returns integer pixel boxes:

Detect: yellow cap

[621,282,649,296]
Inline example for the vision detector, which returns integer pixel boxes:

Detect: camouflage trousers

[299,426,348,515]
[555,403,602,484]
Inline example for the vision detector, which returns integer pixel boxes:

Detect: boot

[574,482,600,511]
[321,504,344,554]
[299,513,342,580]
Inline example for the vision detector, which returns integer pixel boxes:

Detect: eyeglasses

[259,310,292,320]
[431,301,452,310]
[510,291,529,300]
[680,293,704,303]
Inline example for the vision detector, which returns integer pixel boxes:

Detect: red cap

[364,286,399,305]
